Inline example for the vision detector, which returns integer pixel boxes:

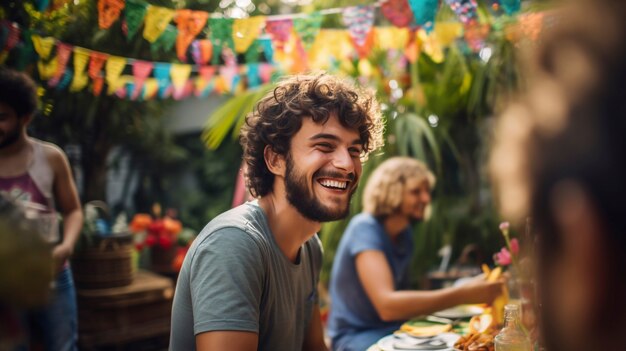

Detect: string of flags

[0,0,546,101]
[30,33,278,100]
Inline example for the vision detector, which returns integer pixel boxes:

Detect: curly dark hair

[240,73,385,198]
[0,67,38,118]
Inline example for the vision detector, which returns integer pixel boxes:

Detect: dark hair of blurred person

[490,2,626,350]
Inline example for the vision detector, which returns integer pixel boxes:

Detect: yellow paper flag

[169,63,192,91]
[38,57,58,80]
[143,78,159,99]
[418,29,444,63]
[70,47,91,92]
[106,56,127,94]
[31,35,56,60]
[308,30,352,70]
[434,22,463,47]
[233,16,266,53]
[143,5,176,43]
[375,27,410,50]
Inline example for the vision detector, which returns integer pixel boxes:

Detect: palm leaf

[202,83,275,150]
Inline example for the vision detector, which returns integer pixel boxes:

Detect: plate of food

[378,332,461,351]
[432,305,485,320]
[452,330,497,351]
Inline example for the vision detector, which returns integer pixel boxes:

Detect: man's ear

[264,145,286,177]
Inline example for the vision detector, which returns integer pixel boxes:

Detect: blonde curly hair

[362,157,435,217]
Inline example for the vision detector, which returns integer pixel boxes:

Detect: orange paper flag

[175,9,209,62]
[98,0,125,29]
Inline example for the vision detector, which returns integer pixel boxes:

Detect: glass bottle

[495,304,532,351]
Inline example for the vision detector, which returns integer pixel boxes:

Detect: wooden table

[76,270,173,350]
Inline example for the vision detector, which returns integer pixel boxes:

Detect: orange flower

[163,217,182,236]
[130,214,152,233]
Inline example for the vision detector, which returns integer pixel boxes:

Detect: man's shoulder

[31,138,68,169]
[194,203,268,249]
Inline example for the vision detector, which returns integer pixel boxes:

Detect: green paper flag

[244,40,261,63]
[125,0,148,40]
[293,12,323,50]
[209,17,234,65]
[150,24,177,54]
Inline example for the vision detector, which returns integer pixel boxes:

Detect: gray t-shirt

[170,201,322,351]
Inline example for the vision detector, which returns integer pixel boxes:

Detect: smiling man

[170,73,384,351]
[327,157,504,351]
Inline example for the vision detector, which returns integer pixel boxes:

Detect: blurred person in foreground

[170,73,385,351]
[328,157,504,351]
[0,68,83,350]
[490,2,626,350]
[0,195,54,351]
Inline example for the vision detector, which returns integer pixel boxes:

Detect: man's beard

[0,126,21,149]
[284,153,356,222]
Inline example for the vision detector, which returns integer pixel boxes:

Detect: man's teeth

[319,179,347,190]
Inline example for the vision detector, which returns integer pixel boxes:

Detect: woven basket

[72,234,134,289]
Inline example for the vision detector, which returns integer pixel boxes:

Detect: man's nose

[332,148,356,173]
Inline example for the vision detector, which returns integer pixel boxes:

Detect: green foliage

[202,83,275,149]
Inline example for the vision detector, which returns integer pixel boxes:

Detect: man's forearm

[376,287,465,322]
[61,208,83,250]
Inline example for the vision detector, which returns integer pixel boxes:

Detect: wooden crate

[77,270,173,350]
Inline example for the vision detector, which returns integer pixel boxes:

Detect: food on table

[468,313,496,334]
[400,322,452,337]
[454,330,497,351]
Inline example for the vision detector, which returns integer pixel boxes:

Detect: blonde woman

[327,157,503,351]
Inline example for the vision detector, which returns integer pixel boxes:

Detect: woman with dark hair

[490,2,626,350]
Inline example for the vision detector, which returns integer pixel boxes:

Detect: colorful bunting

[233,16,266,54]
[501,0,521,15]
[98,0,125,29]
[375,27,410,50]
[446,0,478,25]
[144,78,159,99]
[88,51,108,96]
[143,5,176,43]
[191,39,212,65]
[132,60,153,99]
[170,63,191,96]
[343,6,376,55]
[244,40,260,63]
[49,43,72,87]
[208,18,234,65]
[153,63,171,99]
[38,56,58,80]
[150,24,177,53]
[31,35,55,60]
[293,12,323,50]
[246,63,260,88]
[381,0,415,28]
[70,47,90,92]
[57,69,73,90]
[175,9,209,62]
[105,55,127,94]
[265,19,293,52]
[124,0,148,40]
[408,0,439,30]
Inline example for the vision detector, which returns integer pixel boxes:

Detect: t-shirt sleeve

[346,217,386,257]
[188,227,265,335]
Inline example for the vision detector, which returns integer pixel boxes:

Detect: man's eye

[349,148,362,157]
[316,144,333,151]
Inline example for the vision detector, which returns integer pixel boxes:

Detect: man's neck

[383,213,410,241]
[0,133,29,158]
[258,194,321,263]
